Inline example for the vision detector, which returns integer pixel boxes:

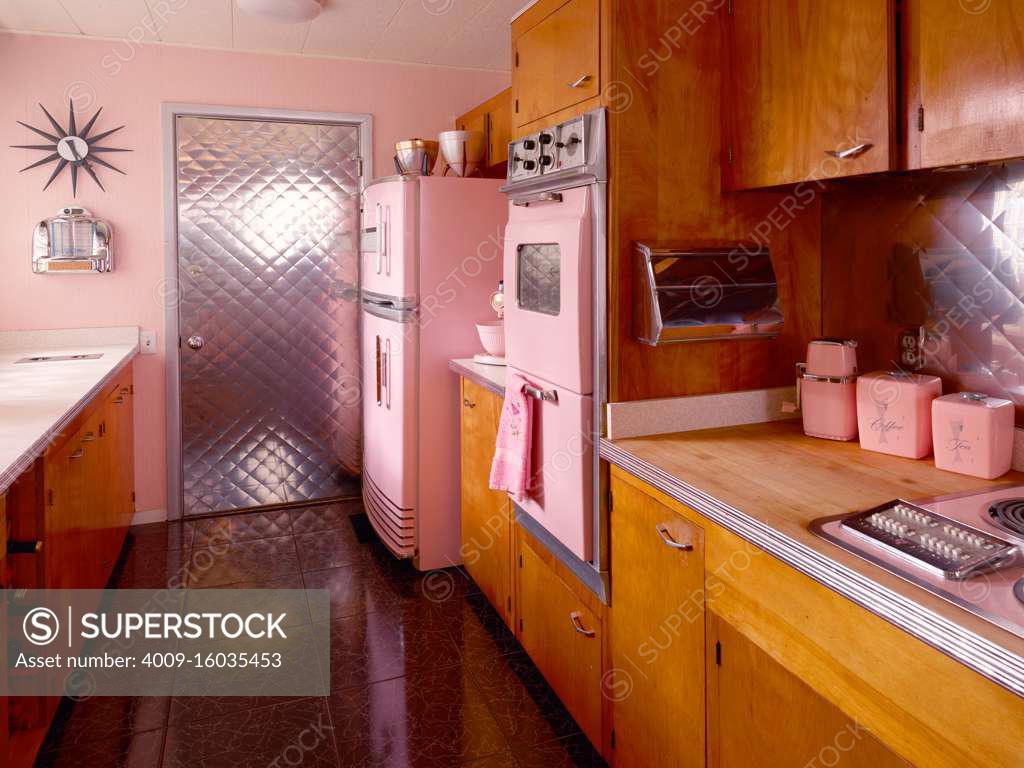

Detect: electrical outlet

[140,330,157,355]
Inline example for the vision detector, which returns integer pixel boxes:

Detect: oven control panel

[840,500,1019,579]
[505,110,603,186]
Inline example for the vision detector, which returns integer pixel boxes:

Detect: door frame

[161,103,373,521]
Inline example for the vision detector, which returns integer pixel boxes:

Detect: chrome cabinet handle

[463,398,476,408]
[385,338,392,410]
[187,335,204,350]
[69,448,85,460]
[375,335,382,407]
[656,523,693,551]
[113,396,125,405]
[568,74,591,88]
[81,431,96,442]
[569,611,596,638]
[524,384,558,403]
[512,192,563,207]
[375,203,383,275]
[825,142,873,160]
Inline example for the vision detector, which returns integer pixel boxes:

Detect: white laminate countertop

[0,327,140,495]
[449,358,507,396]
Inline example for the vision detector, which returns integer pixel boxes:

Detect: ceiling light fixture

[237,0,323,23]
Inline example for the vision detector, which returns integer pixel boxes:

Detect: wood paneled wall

[606,1,822,401]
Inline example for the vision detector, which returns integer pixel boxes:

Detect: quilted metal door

[174,116,362,516]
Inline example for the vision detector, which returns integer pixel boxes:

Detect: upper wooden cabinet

[512,0,600,128]
[707,613,910,768]
[723,0,896,190]
[458,378,514,627]
[609,476,705,768]
[455,88,513,176]
[908,0,1024,168]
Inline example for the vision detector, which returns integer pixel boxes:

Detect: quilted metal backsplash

[517,243,561,316]
[823,161,1024,424]
[175,116,362,515]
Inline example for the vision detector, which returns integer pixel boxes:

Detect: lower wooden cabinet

[517,529,604,749]
[609,475,705,768]
[707,613,909,768]
[459,378,514,627]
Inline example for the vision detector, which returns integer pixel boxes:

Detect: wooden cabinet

[723,0,896,189]
[512,0,600,128]
[907,0,1024,168]
[455,88,513,176]
[609,476,705,768]
[459,378,514,627]
[517,528,603,748]
[707,613,909,768]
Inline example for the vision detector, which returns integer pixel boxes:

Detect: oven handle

[524,384,558,403]
[512,191,563,207]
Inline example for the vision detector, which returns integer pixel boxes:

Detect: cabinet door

[45,426,92,588]
[708,614,910,768]
[609,478,705,768]
[913,0,1024,168]
[513,0,600,127]
[518,536,602,747]
[724,0,895,189]
[459,378,514,627]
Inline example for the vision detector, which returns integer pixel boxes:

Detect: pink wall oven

[501,108,608,597]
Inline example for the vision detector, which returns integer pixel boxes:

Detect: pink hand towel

[489,374,533,501]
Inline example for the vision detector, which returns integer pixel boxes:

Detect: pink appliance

[856,371,942,459]
[797,338,859,441]
[931,392,1015,479]
[360,175,507,570]
[500,109,607,563]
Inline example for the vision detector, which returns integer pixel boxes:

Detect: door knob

[186,335,204,350]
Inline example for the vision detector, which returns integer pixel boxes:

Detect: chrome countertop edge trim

[0,346,140,496]
[448,359,505,398]
[600,438,1024,698]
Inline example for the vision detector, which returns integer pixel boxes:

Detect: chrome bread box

[634,243,784,345]
[32,207,113,274]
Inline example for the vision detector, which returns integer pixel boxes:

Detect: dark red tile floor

[35,501,608,768]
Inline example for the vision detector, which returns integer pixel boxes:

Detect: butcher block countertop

[601,419,1024,695]
[0,327,139,495]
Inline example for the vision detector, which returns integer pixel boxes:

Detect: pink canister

[856,371,942,459]
[931,392,1015,479]
[798,339,859,441]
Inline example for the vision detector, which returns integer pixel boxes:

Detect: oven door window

[517,243,561,316]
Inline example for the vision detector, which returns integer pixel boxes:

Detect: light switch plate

[140,330,157,355]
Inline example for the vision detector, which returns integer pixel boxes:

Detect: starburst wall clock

[12,101,130,196]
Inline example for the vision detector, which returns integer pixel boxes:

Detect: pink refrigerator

[360,175,507,571]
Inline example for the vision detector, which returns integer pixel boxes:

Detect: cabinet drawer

[513,0,600,127]
[518,534,602,747]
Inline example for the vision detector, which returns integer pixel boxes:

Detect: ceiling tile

[233,2,310,53]
[155,0,232,48]
[303,0,403,59]
[59,0,157,39]
[0,0,80,34]
[369,0,492,65]
[427,0,519,69]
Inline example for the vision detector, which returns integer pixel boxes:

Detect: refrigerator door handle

[385,338,392,409]
[375,334,382,407]
[376,203,384,275]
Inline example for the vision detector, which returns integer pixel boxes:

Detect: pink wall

[0,32,509,515]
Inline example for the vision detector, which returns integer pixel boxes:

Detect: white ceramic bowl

[476,320,505,356]
[439,130,486,177]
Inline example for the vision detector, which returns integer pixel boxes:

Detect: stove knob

[523,159,537,171]
[539,155,553,167]
[539,133,553,145]
[523,139,537,151]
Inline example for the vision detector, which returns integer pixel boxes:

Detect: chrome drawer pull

[81,431,96,442]
[69,448,85,460]
[656,524,693,551]
[824,142,873,160]
[512,191,563,207]
[568,74,591,88]
[569,611,596,638]
[524,384,558,403]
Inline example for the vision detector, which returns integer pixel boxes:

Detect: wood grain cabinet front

[459,377,515,628]
[517,531,604,750]
[707,613,910,768]
[456,88,513,176]
[608,476,706,768]
[906,0,1024,169]
[512,0,600,128]
[723,0,896,190]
